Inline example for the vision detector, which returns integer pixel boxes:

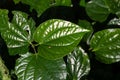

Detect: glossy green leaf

[90,29,120,64]
[67,47,90,80]
[13,0,72,17]
[0,10,36,55]
[86,0,110,22]
[33,19,89,60]
[15,53,67,80]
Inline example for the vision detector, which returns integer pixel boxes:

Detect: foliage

[0,0,120,80]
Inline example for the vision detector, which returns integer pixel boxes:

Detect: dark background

[0,0,120,80]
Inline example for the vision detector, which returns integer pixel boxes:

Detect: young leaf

[67,47,90,80]
[15,53,67,80]
[13,0,72,17]
[0,10,36,55]
[90,29,120,64]
[86,0,110,22]
[33,19,89,60]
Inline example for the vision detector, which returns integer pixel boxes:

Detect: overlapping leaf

[105,0,120,17]
[86,0,110,22]
[0,10,36,55]
[33,19,89,60]
[67,47,90,80]
[78,20,93,44]
[13,0,72,17]
[86,0,120,22]
[15,53,67,80]
[90,29,120,64]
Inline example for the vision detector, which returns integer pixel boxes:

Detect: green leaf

[33,19,89,60]
[78,20,93,44]
[0,10,36,55]
[15,53,67,80]
[13,0,72,17]
[80,0,86,7]
[105,0,120,16]
[86,0,110,22]
[90,29,120,64]
[67,47,90,80]
[0,9,9,31]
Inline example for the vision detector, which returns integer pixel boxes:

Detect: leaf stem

[30,43,37,54]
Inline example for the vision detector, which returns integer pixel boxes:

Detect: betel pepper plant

[0,0,120,80]
[0,10,90,80]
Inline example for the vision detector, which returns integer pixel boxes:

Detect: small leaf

[78,20,93,44]
[80,0,86,7]
[15,53,67,80]
[33,19,89,60]
[86,0,110,22]
[0,9,9,31]
[0,10,36,55]
[67,47,90,80]
[13,0,72,17]
[90,29,120,64]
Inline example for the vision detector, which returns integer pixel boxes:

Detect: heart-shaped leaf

[0,10,36,55]
[13,0,72,17]
[67,47,90,80]
[86,0,110,22]
[33,19,89,60]
[15,53,67,80]
[90,29,120,64]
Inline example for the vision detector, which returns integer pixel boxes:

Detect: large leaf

[86,0,110,22]
[90,29,120,64]
[33,19,89,60]
[15,53,67,80]
[0,10,36,55]
[67,47,90,80]
[13,0,72,17]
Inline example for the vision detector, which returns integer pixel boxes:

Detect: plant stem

[0,57,11,80]
[30,43,37,53]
